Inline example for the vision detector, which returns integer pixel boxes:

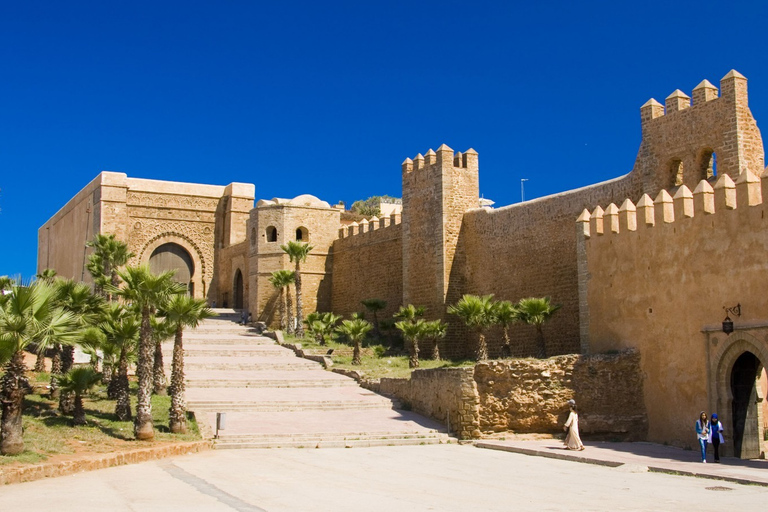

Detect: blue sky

[2,1,767,279]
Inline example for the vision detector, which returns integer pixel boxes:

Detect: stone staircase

[167,309,452,449]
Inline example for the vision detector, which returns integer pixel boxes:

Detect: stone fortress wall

[579,169,768,450]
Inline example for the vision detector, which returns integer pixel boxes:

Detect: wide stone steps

[183,316,454,449]
[214,432,448,449]
[188,400,396,412]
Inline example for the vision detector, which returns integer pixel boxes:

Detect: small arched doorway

[233,269,244,310]
[731,351,762,459]
[149,243,194,295]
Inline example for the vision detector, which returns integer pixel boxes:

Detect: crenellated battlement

[640,70,747,123]
[578,169,767,239]
[337,212,401,239]
[401,144,478,175]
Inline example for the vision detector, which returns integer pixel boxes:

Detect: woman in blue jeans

[695,411,710,463]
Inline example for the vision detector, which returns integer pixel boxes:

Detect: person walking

[695,411,709,463]
[563,399,585,451]
[708,413,724,463]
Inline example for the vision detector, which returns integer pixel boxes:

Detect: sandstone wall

[581,172,768,448]
[378,367,480,440]
[474,352,647,439]
[331,216,403,319]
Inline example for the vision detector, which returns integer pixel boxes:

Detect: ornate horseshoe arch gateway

[139,234,207,299]
[709,331,768,459]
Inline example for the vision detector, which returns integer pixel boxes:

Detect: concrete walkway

[476,438,768,486]
[169,310,450,448]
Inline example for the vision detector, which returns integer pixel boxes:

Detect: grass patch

[0,378,200,467]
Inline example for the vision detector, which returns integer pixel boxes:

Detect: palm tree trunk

[536,325,547,359]
[502,326,511,358]
[153,338,167,396]
[432,338,441,361]
[73,394,86,426]
[475,331,488,361]
[169,326,187,434]
[352,340,362,365]
[102,362,113,393]
[59,346,76,413]
[134,307,155,440]
[114,348,132,421]
[278,288,287,332]
[34,351,46,373]
[49,344,62,398]
[1,351,29,455]
[109,269,120,303]
[409,338,420,368]
[372,312,380,339]
[294,264,304,338]
[286,286,294,335]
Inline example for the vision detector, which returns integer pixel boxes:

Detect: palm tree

[268,270,295,334]
[394,304,426,324]
[423,319,447,361]
[151,316,175,396]
[108,265,185,440]
[35,268,58,283]
[160,294,215,434]
[0,281,80,454]
[53,279,105,414]
[494,300,518,358]
[336,318,372,365]
[56,367,101,426]
[280,241,313,338]
[305,312,342,345]
[515,297,562,359]
[86,234,135,301]
[395,319,426,368]
[447,294,497,361]
[361,299,387,338]
[101,305,140,419]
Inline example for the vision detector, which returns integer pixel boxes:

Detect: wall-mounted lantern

[722,303,741,334]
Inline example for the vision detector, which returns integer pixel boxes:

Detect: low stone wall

[371,350,646,441]
[0,440,210,486]
[476,350,647,439]
[378,368,480,440]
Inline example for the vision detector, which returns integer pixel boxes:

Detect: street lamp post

[521,179,529,202]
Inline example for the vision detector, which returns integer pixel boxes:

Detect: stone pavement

[167,310,450,448]
[476,438,768,486]
[2,444,767,511]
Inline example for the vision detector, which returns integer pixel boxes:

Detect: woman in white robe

[563,399,585,450]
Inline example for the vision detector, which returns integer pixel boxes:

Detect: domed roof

[287,194,330,208]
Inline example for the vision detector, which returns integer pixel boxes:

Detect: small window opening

[700,150,717,180]
[266,226,277,242]
[296,226,308,241]
[671,159,684,187]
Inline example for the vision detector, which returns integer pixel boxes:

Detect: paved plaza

[2,444,768,511]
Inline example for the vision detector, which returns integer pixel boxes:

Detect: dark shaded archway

[233,269,244,310]
[149,243,194,295]
[731,351,761,459]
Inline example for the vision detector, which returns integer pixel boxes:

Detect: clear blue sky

[2,1,767,279]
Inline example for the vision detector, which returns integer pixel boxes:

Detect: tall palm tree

[160,294,215,434]
[0,281,80,454]
[151,316,175,396]
[56,367,101,426]
[395,319,426,368]
[280,241,313,338]
[101,305,140,420]
[423,319,447,361]
[447,294,497,361]
[35,268,58,283]
[361,299,387,339]
[336,318,372,365]
[268,270,295,334]
[108,265,185,440]
[86,234,135,301]
[493,300,518,358]
[515,297,562,359]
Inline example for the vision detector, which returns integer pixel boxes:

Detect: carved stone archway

[138,233,207,299]
[710,331,768,458]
